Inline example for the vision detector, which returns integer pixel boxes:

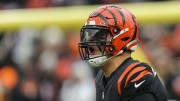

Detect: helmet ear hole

[122,37,129,41]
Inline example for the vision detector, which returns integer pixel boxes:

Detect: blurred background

[0,0,180,101]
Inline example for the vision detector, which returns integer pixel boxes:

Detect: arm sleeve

[130,93,157,101]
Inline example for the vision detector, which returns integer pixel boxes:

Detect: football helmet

[78,5,139,67]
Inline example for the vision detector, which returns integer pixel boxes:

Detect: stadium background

[0,0,180,101]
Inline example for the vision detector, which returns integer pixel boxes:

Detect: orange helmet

[78,5,139,66]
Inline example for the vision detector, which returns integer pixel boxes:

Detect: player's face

[87,34,112,56]
[79,28,109,60]
[88,45,103,56]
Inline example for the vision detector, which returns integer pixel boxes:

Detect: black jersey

[95,58,167,101]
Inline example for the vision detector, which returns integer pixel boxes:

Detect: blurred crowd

[0,26,96,101]
[0,0,173,9]
[0,24,179,101]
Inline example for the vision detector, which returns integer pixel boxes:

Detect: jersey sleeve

[126,63,156,94]
[118,62,157,98]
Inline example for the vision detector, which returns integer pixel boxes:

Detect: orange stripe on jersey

[124,66,146,88]
[130,70,153,82]
[117,62,140,96]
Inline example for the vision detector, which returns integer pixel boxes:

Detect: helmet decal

[89,11,110,26]
[129,13,138,41]
[89,20,96,25]
[111,28,129,40]
[99,7,118,26]
[109,5,125,26]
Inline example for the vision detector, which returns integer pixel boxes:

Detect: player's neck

[101,52,131,78]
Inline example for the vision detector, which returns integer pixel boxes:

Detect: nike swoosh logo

[134,80,146,88]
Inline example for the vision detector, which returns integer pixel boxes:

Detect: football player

[78,5,167,101]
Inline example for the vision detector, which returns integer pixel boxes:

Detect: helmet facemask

[78,25,112,67]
